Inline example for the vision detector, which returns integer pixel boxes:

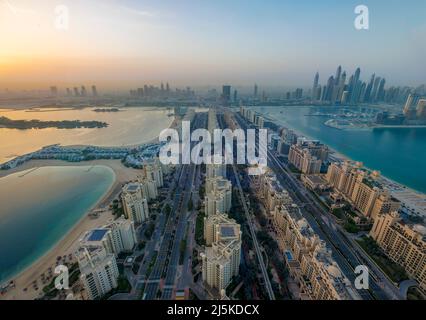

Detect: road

[216,111,276,300]
[142,112,207,300]
[231,110,400,300]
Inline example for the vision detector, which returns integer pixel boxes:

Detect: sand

[0,159,142,300]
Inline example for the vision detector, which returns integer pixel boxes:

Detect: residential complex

[121,182,150,224]
[255,167,360,300]
[272,203,359,300]
[75,246,119,300]
[201,212,242,294]
[143,158,164,188]
[80,217,137,256]
[370,212,426,292]
[326,161,400,219]
[206,163,227,179]
[201,117,241,296]
[239,106,264,128]
[204,213,241,246]
[288,140,328,174]
[205,176,232,216]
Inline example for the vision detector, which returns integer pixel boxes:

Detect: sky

[0,0,425,90]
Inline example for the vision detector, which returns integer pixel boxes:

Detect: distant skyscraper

[359,82,367,103]
[371,76,381,102]
[349,68,361,104]
[233,89,238,103]
[73,87,80,97]
[377,78,386,101]
[166,82,170,92]
[364,74,375,103]
[254,83,258,98]
[312,72,319,100]
[331,66,343,103]
[335,66,342,86]
[91,85,98,97]
[222,85,231,105]
[337,71,347,103]
[325,76,334,102]
[403,94,417,119]
[417,99,426,119]
[50,86,58,97]
[81,86,87,97]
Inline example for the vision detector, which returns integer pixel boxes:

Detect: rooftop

[125,183,140,192]
[87,229,109,242]
[221,226,236,238]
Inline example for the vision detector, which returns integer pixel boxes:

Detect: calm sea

[0,107,173,164]
[255,106,426,194]
[0,166,115,284]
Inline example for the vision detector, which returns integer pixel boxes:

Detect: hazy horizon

[1,0,425,90]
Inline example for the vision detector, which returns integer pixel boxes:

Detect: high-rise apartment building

[201,213,241,293]
[91,85,98,97]
[204,213,241,246]
[121,183,149,223]
[416,99,426,120]
[75,246,119,300]
[222,85,231,105]
[143,158,164,188]
[207,163,227,179]
[370,212,426,292]
[205,188,232,216]
[80,216,137,257]
[272,203,359,300]
[288,140,328,174]
[326,161,400,218]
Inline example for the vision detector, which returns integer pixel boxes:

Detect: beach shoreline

[261,109,426,202]
[0,159,142,300]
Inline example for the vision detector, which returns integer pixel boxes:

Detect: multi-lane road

[142,113,206,300]
[216,111,276,300]
[232,110,402,300]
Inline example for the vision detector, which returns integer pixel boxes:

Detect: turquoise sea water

[0,166,115,284]
[255,106,426,194]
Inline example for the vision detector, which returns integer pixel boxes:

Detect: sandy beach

[0,159,142,300]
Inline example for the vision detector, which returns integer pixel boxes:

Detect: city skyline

[1,0,425,305]
[1,0,426,89]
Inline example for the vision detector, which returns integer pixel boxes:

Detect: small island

[93,108,120,112]
[0,116,108,129]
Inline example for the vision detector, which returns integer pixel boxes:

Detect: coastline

[261,110,426,200]
[0,159,142,300]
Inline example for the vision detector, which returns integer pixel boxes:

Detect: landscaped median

[356,236,409,284]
